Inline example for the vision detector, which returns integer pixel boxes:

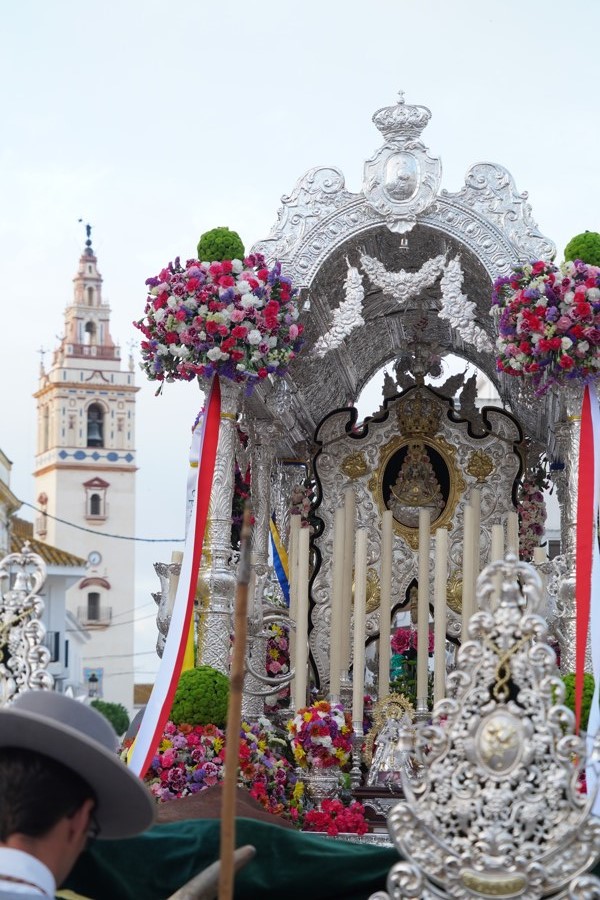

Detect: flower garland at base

[492,259,600,396]
[125,719,303,825]
[288,701,353,770]
[302,798,369,836]
[518,456,550,562]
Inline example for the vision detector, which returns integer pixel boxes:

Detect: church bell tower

[33,227,138,708]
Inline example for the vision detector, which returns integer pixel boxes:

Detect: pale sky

[1,0,599,681]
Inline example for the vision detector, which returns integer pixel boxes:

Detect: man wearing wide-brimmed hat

[0,691,155,898]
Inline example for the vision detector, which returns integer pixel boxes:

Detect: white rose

[207,347,223,361]
[268,336,278,348]
[199,331,206,340]
[247,329,262,345]
[167,296,178,309]
[232,259,244,274]
[579,341,590,353]
[561,337,573,350]
[199,305,208,316]
[237,280,251,295]
[184,298,198,310]
[588,288,600,300]
[153,308,166,323]
[157,344,169,356]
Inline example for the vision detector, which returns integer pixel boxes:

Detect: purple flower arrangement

[134,254,303,387]
[492,259,600,396]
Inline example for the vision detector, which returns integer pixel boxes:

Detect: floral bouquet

[492,259,600,396]
[391,626,434,655]
[288,700,353,770]
[135,253,303,387]
[302,798,368,836]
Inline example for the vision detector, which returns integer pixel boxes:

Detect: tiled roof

[10,517,86,568]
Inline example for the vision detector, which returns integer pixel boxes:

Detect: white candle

[294,526,310,711]
[341,486,356,673]
[490,523,504,563]
[329,506,346,699]
[507,511,519,556]
[378,510,393,701]
[433,527,448,705]
[471,488,481,592]
[461,505,475,637]
[417,508,431,702]
[352,528,368,726]
[288,514,301,695]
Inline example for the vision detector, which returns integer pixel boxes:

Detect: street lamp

[87,672,99,699]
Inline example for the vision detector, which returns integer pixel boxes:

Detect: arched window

[84,321,96,346]
[87,592,100,621]
[87,286,94,305]
[86,404,103,447]
[90,493,101,516]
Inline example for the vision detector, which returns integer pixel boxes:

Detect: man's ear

[67,797,95,845]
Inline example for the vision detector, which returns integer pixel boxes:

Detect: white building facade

[33,231,138,707]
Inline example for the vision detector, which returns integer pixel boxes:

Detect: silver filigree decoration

[0,542,52,704]
[313,261,365,357]
[382,555,600,899]
[360,252,446,306]
[439,255,492,352]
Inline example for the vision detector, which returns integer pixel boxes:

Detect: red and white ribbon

[128,376,221,778]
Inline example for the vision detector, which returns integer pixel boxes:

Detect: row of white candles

[286,489,547,717]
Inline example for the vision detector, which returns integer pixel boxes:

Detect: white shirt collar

[0,847,56,896]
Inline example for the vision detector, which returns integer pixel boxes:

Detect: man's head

[0,691,155,884]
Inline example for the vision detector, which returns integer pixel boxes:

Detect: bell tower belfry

[33,227,138,708]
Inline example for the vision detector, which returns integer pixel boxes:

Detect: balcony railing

[77,606,112,626]
[66,344,120,360]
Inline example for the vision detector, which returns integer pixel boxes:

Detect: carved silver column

[242,419,281,721]
[196,377,242,675]
[0,542,52,704]
[552,386,588,673]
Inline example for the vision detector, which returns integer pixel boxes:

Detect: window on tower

[87,286,94,305]
[84,477,109,521]
[90,493,101,516]
[86,403,104,447]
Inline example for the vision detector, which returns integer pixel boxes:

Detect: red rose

[264,300,280,316]
[256,268,269,281]
[230,350,244,361]
[221,337,236,352]
[206,320,218,334]
[165,332,179,344]
[218,275,235,288]
[217,324,229,336]
[153,294,168,310]
[208,263,223,277]
[175,309,187,321]
[221,260,233,274]
[559,354,574,369]
[186,277,200,292]
[519,341,532,353]
[531,261,546,274]
[257,368,268,378]
[231,325,248,339]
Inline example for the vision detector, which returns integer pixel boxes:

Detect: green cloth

[66,818,399,900]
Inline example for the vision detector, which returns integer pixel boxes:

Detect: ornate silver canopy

[371,555,600,900]
[249,92,559,457]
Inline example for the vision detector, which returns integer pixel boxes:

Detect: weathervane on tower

[78,218,93,256]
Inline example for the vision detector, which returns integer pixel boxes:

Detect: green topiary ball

[560,673,595,731]
[564,231,600,266]
[170,665,229,727]
[91,700,130,736]
[196,227,245,263]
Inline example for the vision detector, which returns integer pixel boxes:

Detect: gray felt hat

[0,691,155,839]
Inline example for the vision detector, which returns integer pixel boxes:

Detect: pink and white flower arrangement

[492,259,600,396]
[518,458,550,562]
[288,700,353,770]
[135,254,303,387]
